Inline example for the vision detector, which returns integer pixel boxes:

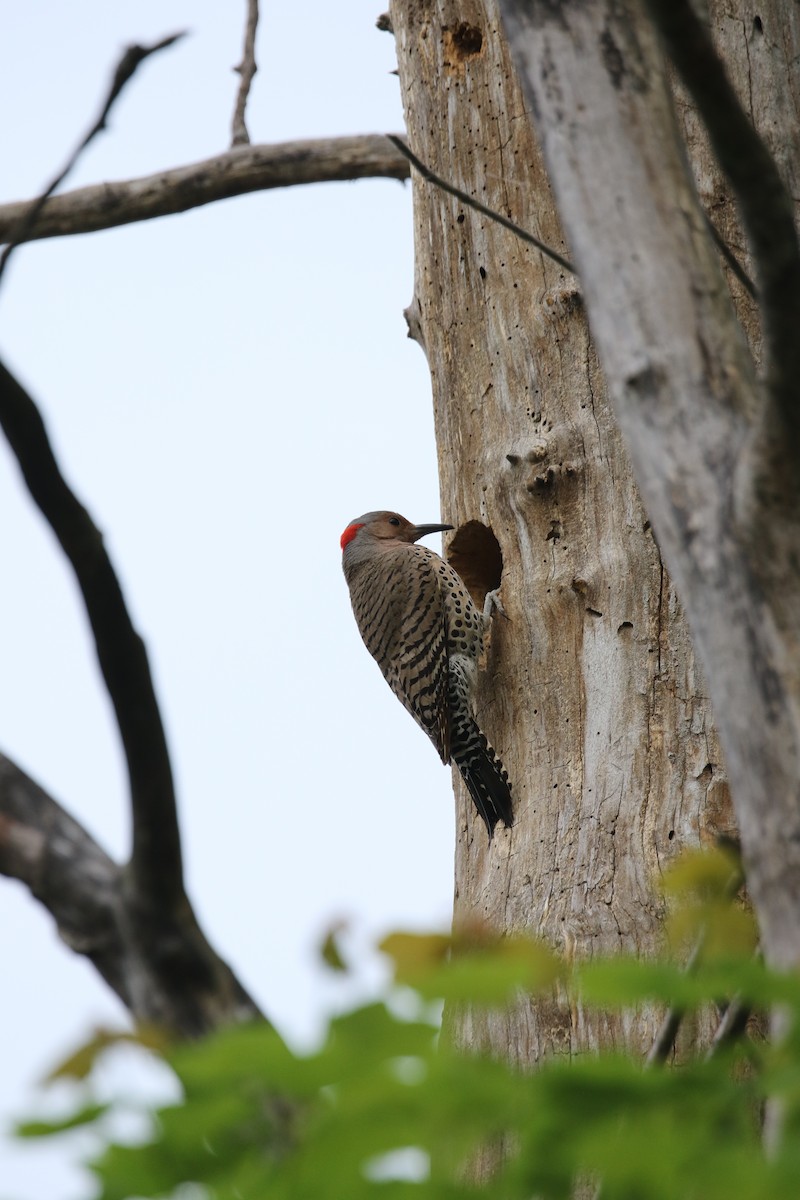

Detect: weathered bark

[499,0,800,970]
[391,0,733,1081]
[0,136,409,245]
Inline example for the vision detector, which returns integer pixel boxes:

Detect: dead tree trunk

[390,0,743,1070]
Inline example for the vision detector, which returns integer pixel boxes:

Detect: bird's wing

[384,554,451,764]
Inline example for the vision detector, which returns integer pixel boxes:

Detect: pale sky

[0,4,455,1195]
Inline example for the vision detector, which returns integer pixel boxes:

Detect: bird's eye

[389,517,401,526]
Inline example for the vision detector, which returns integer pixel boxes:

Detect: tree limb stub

[0,136,411,245]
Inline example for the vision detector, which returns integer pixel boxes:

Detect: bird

[340,510,513,838]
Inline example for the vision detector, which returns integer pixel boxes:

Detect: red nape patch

[340,522,365,551]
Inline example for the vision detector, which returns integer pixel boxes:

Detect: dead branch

[0,359,181,917]
[388,134,575,274]
[0,135,409,245]
[0,753,128,1001]
[0,752,264,1036]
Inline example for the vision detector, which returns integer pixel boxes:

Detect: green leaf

[17,915,800,1200]
[662,845,742,901]
[380,932,452,982]
[15,1102,109,1138]
[45,1026,168,1082]
[170,1019,302,1096]
[382,929,562,1003]
[320,920,350,972]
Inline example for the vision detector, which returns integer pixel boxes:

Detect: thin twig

[705,996,752,1060]
[705,217,757,300]
[0,360,182,913]
[232,0,259,146]
[0,32,185,285]
[645,935,705,1067]
[387,134,576,275]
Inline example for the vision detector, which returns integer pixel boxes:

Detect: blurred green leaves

[14,851,800,1199]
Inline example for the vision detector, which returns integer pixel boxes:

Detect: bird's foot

[483,587,508,622]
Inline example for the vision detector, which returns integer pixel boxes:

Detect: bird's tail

[451,717,513,839]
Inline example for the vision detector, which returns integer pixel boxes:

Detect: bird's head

[340,511,453,555]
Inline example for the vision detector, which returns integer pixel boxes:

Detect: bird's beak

[411,522,454,543]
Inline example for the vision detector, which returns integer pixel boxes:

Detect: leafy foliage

[15,850,800,1199]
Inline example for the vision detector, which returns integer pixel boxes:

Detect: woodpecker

[340,510,513,838]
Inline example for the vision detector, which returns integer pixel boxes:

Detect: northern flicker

[340,510,513,838]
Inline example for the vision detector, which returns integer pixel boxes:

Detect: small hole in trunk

[447,521,503,606]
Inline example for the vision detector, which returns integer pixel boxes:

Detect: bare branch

[0,135,409,245]
[0,359,180,914]
[645,0,800,436]
[3,123,749,309]
[0,752,264,1035]
[0,33,185,284]
[232,0,260,146]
